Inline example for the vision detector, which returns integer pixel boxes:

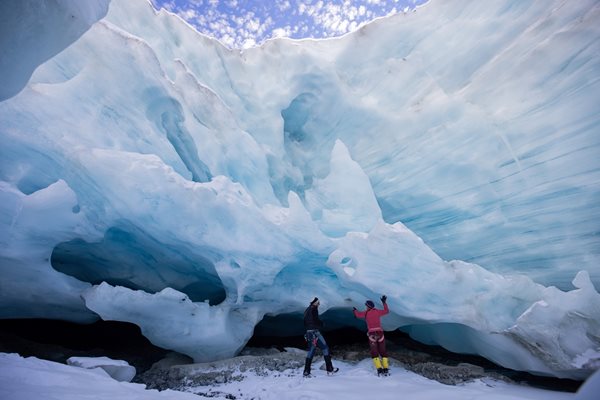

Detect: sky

[1,352,583,400]
[150,0,427,49]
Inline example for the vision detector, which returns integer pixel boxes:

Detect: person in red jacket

[353,295,390,376]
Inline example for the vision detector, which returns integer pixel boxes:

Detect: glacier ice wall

[0,0,110,101]
[1,0,599,380]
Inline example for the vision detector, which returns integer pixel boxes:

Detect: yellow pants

[372,357,389,369]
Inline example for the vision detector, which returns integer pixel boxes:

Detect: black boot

[324,355,339,374]
[303,358,312,377]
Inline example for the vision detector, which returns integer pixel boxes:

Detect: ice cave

[1,0,599,382]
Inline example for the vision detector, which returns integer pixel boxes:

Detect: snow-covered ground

[1,352,587,400]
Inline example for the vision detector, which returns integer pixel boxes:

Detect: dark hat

[365,300,375,309]
[310,297,319,305]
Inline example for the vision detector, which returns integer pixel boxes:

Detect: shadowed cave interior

[0,316,582,392]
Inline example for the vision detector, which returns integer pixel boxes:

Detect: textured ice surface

[1,0,599,379]
[0,0,109,101]
[67,356,136,382]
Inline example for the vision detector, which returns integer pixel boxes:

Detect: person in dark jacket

[353,295,390,376]
[302,297,338,376]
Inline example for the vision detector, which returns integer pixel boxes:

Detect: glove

[380,295,387,304]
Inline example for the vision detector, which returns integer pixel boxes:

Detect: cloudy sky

[150,0,427,49]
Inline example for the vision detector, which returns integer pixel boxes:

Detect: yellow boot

[373,357,383,376]
[382,357,389,376]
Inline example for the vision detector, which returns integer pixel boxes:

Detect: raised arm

[382,301,389,315]
[353,307,366,319]
[381,295,389,315]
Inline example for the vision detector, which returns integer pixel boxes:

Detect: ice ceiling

[1,0,599,380]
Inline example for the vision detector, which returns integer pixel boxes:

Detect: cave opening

[0,318,172,375]
[50,225,227,304]
[0,315,583,392]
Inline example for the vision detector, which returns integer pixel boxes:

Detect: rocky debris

[135,344,514,392]
[146,352,194,371]
[409,362,487,385]
[1,324,578,391]
[332,339,511,385]
[135,350,305,391]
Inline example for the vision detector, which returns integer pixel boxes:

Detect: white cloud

[219,33,235,47]
[272,26,292,38]
[276,0,291,12]
[241,38,256,48]
[152,0,421,49]
[246,17,261,33]
[156,0,177,12]
[179,9,198,20]
[298,1,364,36]
[346,6,358,20]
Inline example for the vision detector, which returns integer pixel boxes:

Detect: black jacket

[303,305,323,330]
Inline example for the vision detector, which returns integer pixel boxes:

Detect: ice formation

[1,0,599,380]
[67,356,136,382]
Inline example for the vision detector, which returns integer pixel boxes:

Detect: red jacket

[354,302,389,332]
